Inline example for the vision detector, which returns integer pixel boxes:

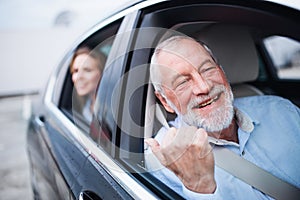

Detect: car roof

[104,0,300,23]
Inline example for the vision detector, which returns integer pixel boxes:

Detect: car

[26,0,300,199]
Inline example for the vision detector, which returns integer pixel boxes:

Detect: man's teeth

[198,95,218,108]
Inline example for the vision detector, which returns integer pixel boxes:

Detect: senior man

[145,35,300,199]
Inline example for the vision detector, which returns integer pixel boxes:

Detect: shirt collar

[234,107,259,133]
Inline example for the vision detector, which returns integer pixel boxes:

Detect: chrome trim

[78,192,84,200]
[44,74,57,104]
[44,1,169,199]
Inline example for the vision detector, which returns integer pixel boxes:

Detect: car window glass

[59,19,123,133]
[264,36,300,79]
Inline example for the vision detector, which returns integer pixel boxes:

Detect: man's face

[156,39,234,132]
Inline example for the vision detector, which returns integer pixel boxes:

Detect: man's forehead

[156,47,210,72]
[156,53,187,74]
[157,39,209,60]
[159,39,199,54]
[157,50,186,65]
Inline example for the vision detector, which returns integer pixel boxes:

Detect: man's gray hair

[150,35,217,93]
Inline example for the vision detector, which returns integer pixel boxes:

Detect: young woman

[70,46,106,123]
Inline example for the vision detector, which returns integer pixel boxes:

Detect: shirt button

[242,150,245,156]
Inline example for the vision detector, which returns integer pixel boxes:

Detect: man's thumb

[145,138,160,153]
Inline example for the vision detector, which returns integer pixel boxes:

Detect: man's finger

[161,127,177,147]
[174,126,198,147]
[196,129,213,159]
[145,138,167,165]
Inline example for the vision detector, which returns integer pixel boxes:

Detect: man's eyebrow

[198,59,213,70]
[170,59,214,85]
[170,72,185,86]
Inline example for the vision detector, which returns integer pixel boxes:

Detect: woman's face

[71,53,101,97]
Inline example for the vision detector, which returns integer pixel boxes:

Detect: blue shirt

[145,95,300,199]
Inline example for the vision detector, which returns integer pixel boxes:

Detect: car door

[28,109,74,200]
[56,16,138,200]
[27,9,131,200]
[66,12,140,200]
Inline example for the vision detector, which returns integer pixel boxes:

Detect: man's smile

[193,93,221,109]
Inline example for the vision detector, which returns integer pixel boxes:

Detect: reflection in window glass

[264,36,300,79]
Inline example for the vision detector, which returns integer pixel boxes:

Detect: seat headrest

[196,24,259,84]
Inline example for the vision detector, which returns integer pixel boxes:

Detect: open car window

[59,19,123,133]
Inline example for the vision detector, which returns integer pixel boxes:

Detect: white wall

[0,0,133,96]
[0,28,84,96]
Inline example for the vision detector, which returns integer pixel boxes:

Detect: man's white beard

[166,85,234,132]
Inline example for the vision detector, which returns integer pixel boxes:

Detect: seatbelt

[213,146,300,200]
[154,104,300,200]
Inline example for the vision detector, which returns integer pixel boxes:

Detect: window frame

[58,18,124,133]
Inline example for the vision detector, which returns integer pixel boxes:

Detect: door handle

[35,115,45,127]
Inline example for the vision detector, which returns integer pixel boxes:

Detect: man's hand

[145,126,216,194]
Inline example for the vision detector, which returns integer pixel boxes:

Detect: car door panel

[27,115,74,200]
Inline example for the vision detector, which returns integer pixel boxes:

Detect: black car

[27,0,300,199]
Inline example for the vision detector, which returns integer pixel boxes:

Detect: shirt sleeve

[182,182,223,200]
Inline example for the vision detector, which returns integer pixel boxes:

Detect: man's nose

[192,73,210,95]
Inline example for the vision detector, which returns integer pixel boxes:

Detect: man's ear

[155,91,175,113]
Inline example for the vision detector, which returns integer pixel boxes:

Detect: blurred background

[0,0,298,97]
[0,0,130,199]
[0,0,132,96]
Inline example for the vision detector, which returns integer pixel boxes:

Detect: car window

[263,36,300,79]
[116,2,300,199]
[59,19,123,133]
